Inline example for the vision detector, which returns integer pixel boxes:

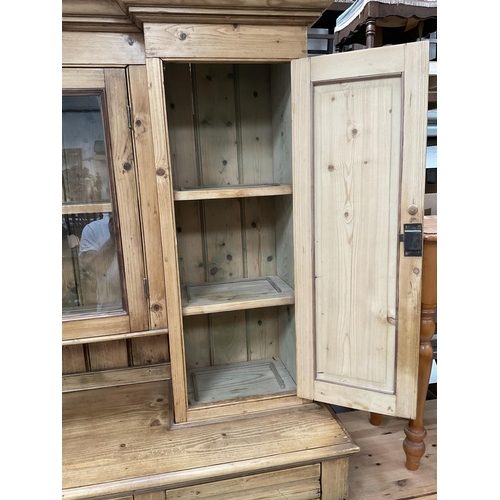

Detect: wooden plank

[186,395,309,423]
[134,492,165,500]
[290,55,314,401]
[62,328,169,346]
[63,389,357,497]
[87,339,129,371]
[127,64,169,332]
[247,307,279,360]
[62,68,105,89]
[203,198,243,282]
[144,23,307,61]
[165,465,320,499]
[130,334,169,366]
[62,32,145,67]
[271,63,293,186]
[237,64,273,185]
[146,57,188,422]
[121,0,333,9]
[243,197,277,278]
[321,458,348,500]
[194,64,239,187]
[62,18,141,34]
[62,0,127,17]
[175,201,205,284]
[62,203,112,215]
[310,43,405,82]
[278,304,296,382]
[105,68,149,333]
[173,184,292,200]
[183,315,211,369]
[62,314,130,341]
[394,41,429,419]
[209,311,247,366]
[62,364,171,392]
[181,275,295,316]
[62,344,87,375]
[164,63,199,190]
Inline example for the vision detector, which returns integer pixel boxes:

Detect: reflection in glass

[62,95,111,203]
[62,213,123,315]
[62,94,124,317]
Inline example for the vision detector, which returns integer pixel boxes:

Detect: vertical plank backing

[175,201,206,284]
[62,345,87,375]
[211,311,248,365]
[146,57,188,422]
[271,63,293,186]
[183,316,212,369]
[278,304,296,382]
[104,68,149,333]
[243,197,277,278]
[247,307,279,361]
[237,64,273,185]
[88,340,128,371]
[204,199,244,282]
[164,63,199,189]
[127,64,168,333]
[134,492,165,500]
[129,334,169,366]
[194,64,239,186]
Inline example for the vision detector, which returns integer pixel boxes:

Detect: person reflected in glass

[79,214,122,311]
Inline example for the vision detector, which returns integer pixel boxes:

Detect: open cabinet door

[292,41,429,419]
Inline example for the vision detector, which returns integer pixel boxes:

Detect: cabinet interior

[164,61,296,408]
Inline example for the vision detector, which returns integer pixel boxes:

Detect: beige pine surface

[338,399,437,499]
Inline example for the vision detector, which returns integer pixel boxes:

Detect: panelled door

[292,41,429,419]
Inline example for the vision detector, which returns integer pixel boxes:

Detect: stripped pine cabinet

[62,2,430,498]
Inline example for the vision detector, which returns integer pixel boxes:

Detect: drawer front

[165,464,321,499]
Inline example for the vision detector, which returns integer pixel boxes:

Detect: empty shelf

[187,358,296,406]
[173,184,292,201]
[181,275,294,316]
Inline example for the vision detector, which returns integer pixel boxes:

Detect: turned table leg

[403,222,437,470]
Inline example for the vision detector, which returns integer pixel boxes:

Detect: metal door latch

[399,223,423,257]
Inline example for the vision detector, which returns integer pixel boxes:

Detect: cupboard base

[62,379,359,500]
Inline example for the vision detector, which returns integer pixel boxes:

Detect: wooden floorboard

[337,399,437,499]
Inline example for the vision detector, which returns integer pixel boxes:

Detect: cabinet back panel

[165,63,290,188]
[183,307,282,370]
[62,336,170,375]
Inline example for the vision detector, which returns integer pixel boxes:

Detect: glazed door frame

[62,67,150,341]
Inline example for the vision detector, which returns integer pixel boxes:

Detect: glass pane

[62,93,124,317]
[62,212,124,315]
[62,96,111,203]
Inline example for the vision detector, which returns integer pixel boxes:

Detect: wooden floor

[337,399,437,499]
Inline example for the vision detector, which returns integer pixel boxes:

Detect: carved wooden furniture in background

[333,0,437,51]
[403,215,437,470]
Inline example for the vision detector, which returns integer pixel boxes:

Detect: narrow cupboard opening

[164,61,296,408]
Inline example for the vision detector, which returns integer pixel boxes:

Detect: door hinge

[126,105,132,129]
[143,277,149,300]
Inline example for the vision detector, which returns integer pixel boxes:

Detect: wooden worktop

[62,381,359,499]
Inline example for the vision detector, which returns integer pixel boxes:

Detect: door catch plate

[399,223,423,257]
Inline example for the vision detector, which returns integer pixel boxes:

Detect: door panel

[292,42,429,419]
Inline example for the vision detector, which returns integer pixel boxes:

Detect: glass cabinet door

[62,94,123,315]
[62,68,149,340]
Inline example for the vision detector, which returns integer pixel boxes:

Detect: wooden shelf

[173,184,292,201]
[181,275,294,316]
[62,202,112,215]
[187,358,296,406]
